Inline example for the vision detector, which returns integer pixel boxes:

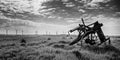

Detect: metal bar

[81,18,85,26]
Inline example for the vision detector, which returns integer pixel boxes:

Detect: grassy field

[0,35,120,60]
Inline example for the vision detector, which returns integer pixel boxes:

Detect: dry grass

[0,35,120,60]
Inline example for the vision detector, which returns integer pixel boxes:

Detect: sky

[0,0,120,35]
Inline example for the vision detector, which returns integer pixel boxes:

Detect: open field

[0,35,120,60]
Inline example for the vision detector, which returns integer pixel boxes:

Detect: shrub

[47,38,51,40]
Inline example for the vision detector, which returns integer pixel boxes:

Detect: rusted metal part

[68,18,111,46]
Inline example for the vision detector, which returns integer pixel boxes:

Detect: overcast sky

[0,0,120,35]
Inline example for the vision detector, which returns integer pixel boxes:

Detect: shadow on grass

[83,45,120,54]
[72,50,90,60]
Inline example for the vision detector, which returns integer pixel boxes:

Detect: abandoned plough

[68,18,111,46]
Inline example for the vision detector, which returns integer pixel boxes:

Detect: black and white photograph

[0,0,120,60]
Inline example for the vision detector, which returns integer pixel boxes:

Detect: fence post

[6,29,8,35]
[46,31,48,35]
[15,29,18,35]
[56,31,58,35]
[35,31,38,35]
[22,30,23,35]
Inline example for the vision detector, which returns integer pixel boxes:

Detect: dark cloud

[0,0,120,25]
[106,0,120,11]
[41,0,85,18]
[41,0,120,18]
[1,0,120,21]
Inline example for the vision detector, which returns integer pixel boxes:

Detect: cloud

[0,0,48,14]
[0,0,48,21]
[0,0,119,20]
[1,0,120,19]
[0,16,69,34]
[40,0,120,19]
[0,0,120,35]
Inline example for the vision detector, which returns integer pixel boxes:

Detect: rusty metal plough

[68,18,111,46]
